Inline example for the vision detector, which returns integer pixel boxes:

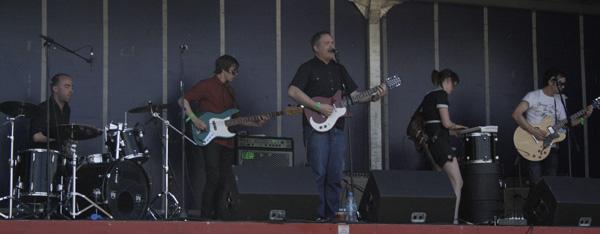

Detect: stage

[0,220,599,234]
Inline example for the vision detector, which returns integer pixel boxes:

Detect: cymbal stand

[0,115,22,219]
[65,142,113,219]
[147,108,196,220]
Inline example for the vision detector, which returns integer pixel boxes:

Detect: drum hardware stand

[65,142,113,219]
[0,115,23,219]
[147,107,197,220]
[105,122,125,160]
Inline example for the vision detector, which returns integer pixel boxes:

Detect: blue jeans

[304,125,347,219]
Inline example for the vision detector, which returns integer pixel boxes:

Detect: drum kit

[0,100,192,220]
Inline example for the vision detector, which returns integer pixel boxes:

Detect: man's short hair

[213,55,239,74]
[50,73,72,88]
[542,69,567,86]
[310,31,331,51]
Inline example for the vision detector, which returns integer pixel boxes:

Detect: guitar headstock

[283,106,304,116]
[385,75,402,89]
[592,97,600,110]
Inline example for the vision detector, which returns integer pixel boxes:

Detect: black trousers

[527,148,559,186]
[187,141,235,219]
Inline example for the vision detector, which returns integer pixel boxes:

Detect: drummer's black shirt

[30,97,70,151]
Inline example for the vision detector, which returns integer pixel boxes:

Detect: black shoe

[315,217,331,223]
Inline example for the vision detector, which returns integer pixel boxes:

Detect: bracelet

[314,102,321,111]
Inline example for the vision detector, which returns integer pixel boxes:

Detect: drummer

[30,73,73,151]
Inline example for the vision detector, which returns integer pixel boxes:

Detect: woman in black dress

[421,69,466,223]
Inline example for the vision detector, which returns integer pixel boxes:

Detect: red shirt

[184,76,237,148]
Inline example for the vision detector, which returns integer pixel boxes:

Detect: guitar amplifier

[235,136,293,167]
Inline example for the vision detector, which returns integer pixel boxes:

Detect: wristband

[314,102,321,111]
[579,117,585,126]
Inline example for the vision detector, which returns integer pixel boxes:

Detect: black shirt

[30,97,71,151]
[421,89,449,136]
[290,57,358,129]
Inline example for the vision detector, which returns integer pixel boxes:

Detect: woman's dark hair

[214,54,239,74]
[431,69,459,86]
[542,68,567,86]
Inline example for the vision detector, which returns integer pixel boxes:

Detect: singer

[287,31,386,222]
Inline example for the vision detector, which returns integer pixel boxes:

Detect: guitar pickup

[547,126,555,135]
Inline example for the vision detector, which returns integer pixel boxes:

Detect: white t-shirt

[522,89,567,126]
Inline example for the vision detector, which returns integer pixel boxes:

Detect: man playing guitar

[179,55,269,219]
[287,31,386,222]
[512,69,593,186]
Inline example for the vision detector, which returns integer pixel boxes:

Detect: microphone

[40,34,55,47]
[40,34,54,43]
[180,44,189,54]
[88,47,94,64]
[329,48,338,54]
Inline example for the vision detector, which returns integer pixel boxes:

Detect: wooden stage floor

[1,220,599,234]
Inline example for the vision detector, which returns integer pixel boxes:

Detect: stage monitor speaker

[524,176,600,226]
[230,166,318,221]
[359,170,455,224]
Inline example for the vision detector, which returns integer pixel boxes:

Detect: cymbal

[128,103,168,114]
[0,101,39,118]
[56,124,102,140]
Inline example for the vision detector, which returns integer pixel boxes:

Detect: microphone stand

[40,35,92,64]
[557,88,573,177]
[147,104,197,220]
[179,45,188,219]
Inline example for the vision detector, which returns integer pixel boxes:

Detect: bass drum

[75,160,149,219]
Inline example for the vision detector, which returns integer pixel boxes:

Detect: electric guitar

[304,75,402,132]
[514,97,599,161]
[190,106,303,146]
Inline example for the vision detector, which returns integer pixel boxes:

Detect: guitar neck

[346,86,381,107]
[224,111,282,127]
[554,106,589,129]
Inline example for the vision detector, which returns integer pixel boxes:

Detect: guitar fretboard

[224,111,283,127]
[346,75,401,106]
[554,107,589,130]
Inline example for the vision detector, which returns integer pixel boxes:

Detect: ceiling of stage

[411,0,600,15]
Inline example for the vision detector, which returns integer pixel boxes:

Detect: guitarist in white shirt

[512,69,593,186]
[288,31,386,222]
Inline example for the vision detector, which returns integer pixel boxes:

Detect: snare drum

[15,149,66,202]
[83,153,113,165]
[105,124,149,163]
[464,132,498,164]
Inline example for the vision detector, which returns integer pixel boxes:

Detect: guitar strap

[225,83,239,110]
[552,96,559,149]
[554,96,558,126]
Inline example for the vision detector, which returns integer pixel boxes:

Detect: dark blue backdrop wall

[1,0,599,212]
